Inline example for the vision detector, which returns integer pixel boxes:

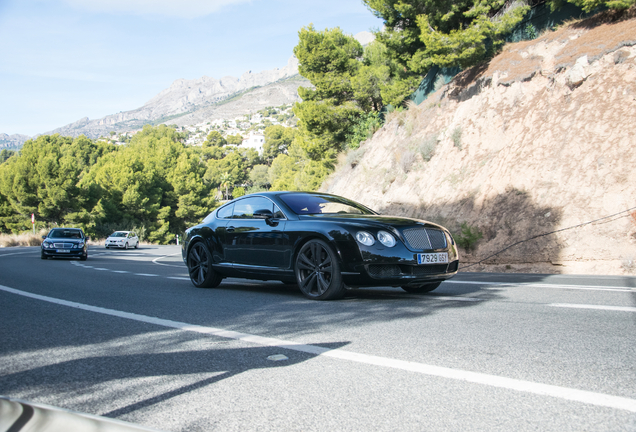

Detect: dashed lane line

[1,283,635,414]
[550,303,636,313]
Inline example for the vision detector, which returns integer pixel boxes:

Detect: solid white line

[0,251,34,257]
[1,284,635,413]
[152,252,184,268]
[549,303,636,313]
[445,280,636,292]
[134,273,158,277]
[167,277,190,281]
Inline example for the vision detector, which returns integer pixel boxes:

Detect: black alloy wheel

[401,281,442,293]
[187,242,222,288]
[295,239,345,300]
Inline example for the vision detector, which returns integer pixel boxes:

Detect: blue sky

[0,0,383,136]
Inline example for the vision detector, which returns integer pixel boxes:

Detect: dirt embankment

[323,10,636,275]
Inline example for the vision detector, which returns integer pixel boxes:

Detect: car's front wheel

[295,239,345,300]
[41,253,47,260]
[187,242,222,288]
[401,281,442,293]
[124,242,128,250]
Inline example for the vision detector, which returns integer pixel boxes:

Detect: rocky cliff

[323,12,636,275]
[46,56,307,139]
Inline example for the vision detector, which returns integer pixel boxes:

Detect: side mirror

[253,209,274,219]
[41,235,46,239]
[85,237,90,241]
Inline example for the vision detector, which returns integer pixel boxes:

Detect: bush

[454,222,483,251]
[232,187,246,198]
[419,134,438,162]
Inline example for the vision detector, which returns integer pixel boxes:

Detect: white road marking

[1,284,635,413]
[152,252,184,268]
[134,273,159,277]
[430,295,482,302]
[0,251,33,257]
[112,270,130,274]
[445,280,636,292]
[167,277,190,281]
[549,303,636,313]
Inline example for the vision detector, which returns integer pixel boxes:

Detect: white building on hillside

[242,131,265,153]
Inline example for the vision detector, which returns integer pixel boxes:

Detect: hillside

[41,55,305,139]
[323,12,636,275]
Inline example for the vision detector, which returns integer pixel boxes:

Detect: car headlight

[74,242,85,249]
[42,242,52,248]
[377,231,396,247]
[355,231,375,246]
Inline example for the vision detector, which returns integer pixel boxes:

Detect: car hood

[106,236,126,240]
[300,214,445,230]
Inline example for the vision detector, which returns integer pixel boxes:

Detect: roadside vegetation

[1,0,632,244]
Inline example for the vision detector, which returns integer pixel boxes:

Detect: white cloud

[61,0,251,19]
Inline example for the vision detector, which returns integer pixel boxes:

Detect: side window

[217,203,234,219]
[273,204,285,219]
[232,197,275,219]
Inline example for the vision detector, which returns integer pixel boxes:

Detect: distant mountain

[4,31,373,145]
[0,133,30,150]
[46,56,307,139]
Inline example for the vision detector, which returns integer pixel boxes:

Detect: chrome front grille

[402,228,447,250]
[53,242,74,248]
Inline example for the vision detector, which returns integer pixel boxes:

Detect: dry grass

[0,231,46,247]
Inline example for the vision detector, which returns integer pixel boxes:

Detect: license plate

[56,249,70,253]
[417,252,448,264]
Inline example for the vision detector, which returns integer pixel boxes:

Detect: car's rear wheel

[187,242,222,288]
[295,239,345,300]
[401,281,442,293]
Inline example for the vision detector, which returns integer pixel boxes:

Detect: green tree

[549,0,635,12]
[364,0,529,72]
[0,149,16,164]
[263,125,296,163]
[226,134,244,145]
[248,164,270,191]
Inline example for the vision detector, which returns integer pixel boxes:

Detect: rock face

[323,15,636,275]
[47,56,307,138]
[0,133,30,149]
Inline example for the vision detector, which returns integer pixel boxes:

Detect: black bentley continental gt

[182,192,459,300]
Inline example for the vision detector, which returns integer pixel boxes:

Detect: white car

[105,231,139,249]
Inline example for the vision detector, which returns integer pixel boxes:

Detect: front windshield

[280,193,376,215]
[49,229,83,239]
[110,232,127,237]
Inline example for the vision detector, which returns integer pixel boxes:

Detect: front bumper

[41,248,87,258]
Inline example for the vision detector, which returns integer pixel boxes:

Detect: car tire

[134,242,138,249]
[105,246,109,249]
[41,253,47,260]
[295,239,346,300]
[187,242,222,288]
[401,281,442,293]
[80,255,87,261]
[124,242,128,250]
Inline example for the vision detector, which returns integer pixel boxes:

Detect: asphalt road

[1,245,635,431]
